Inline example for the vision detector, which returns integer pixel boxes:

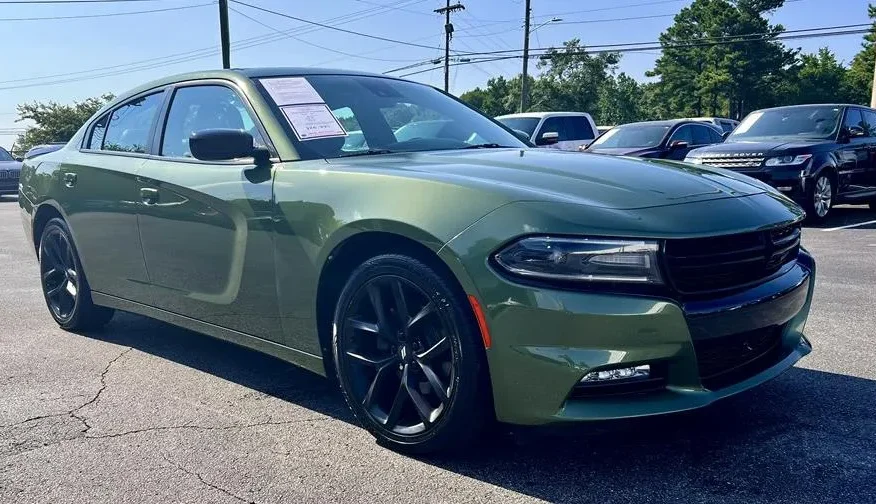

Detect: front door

[58,91,166,305]
[136,83,283,343]
[665,125,694,160]
[838,107,870,195]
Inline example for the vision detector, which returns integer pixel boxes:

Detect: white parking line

[821,219,876,232]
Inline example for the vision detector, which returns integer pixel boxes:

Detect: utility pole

[219,0,231,69]
[520,0,532,112]
[434,1,465,93]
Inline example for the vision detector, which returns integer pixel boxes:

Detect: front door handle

[62,172,77,188]
[140,187,159,205]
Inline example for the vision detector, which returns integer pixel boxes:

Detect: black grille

[663,224,801,295]
[693,326,784,390]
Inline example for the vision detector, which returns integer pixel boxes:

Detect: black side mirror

[669,140,689,149]
[536,131,560,146]
[721,131,731,141]
[189,129,270,165]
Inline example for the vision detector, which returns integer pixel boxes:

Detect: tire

[332,254,489,454]
[805,173,834,223]
[38,218,114,331]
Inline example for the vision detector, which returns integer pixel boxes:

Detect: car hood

[690,139,833,156]
[0,160,22,170]
[325,148,767,210]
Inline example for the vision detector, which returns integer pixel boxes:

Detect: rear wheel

[38,218,114,331]
[805,174,833,223]
[332,254,489,454]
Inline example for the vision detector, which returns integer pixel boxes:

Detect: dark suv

[0,146,22,198]
[685,104,876,221]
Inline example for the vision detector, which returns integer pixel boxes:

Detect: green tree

[792,48,850,104]
[531,39,618,113]
[596,73,643,125]
[846,3,876,105]
[459,76,518,116]
[648,0,794,119]
[15,94,113,152]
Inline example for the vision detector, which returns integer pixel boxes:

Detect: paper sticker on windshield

[281,104,347,140]
[260,77,324,106]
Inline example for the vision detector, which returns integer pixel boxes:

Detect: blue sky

[1,0,873,149]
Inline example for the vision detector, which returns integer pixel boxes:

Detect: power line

[0,0,425,89]
[229,0,470,53]
[228,6,423,63]
[396,26,874,78]
[0,2,212,21]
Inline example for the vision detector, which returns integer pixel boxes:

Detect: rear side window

[691,125,713,145]
[88,114,109,149]
[719,121,734,133]
[707,127,723,143]
[161,85,266,158]
[103,92,164,153]
[862,109,876,136]
[564,116,595,140]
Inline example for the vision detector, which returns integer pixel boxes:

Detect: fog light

[580,364,650,383]
[776,186,793,192]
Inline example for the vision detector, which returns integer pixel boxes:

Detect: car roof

[686,117,738,122]
[103,68,411,114]
[752,103,868,113]
[496,112,591,119]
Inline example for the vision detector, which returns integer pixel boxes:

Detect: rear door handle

[140,187,159,205]
[62,172,77,188]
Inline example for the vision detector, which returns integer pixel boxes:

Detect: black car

[583,119,724,160]
[0,146,22,198]
[686,104,876,221]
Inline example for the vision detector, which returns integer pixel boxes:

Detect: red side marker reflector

[468,294,492,349]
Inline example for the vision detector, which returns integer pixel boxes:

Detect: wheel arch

[314,221,482,381]
[31,200,68,255]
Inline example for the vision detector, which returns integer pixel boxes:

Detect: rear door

[860,108,876,191]
[561,115,596,151]
[56,91,165,305]
[137,81,283,343]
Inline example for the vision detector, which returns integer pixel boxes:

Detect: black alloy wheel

[38,218,113,331]
[333,254,488,454]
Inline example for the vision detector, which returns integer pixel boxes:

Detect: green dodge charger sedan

[18,68,815,453]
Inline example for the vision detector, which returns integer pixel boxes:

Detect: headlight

[764,154,812,166]
[493,236,663,284]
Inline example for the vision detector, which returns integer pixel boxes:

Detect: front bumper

[475,251,815,426]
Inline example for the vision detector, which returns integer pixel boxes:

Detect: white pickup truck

[496,111,598,151]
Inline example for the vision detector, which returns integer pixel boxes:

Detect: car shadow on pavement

[805,204,876,230]
[426,367,876,503]
[88,312,356,423]
[84,314,875,503]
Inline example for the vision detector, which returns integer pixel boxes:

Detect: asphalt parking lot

[1,198,875,504]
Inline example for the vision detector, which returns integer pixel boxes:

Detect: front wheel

[38,218,114,331]
[805,174,833,223]
[332,254,489,454]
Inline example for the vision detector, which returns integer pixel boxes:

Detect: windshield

[589,124,670,149]
[496,117,540,137]
[258,75,526,160]
[0,147,13,162]
[728,106,842,141]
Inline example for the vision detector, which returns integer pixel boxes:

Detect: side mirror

[721,131,731,141]
[537,131,560,146]
[669,140,689,149]
[512,129,532,144]
[848,125,866,138]
[189,129,270,165]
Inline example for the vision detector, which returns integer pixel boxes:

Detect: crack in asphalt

[86,417,333,440]
[162,454,258,504]
[0,348,131,432]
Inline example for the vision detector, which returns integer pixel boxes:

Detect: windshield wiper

[462,143,516,149]
[337,149,396,158]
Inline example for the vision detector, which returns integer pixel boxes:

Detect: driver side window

[161,85,266,158]
[669,125,693,144]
